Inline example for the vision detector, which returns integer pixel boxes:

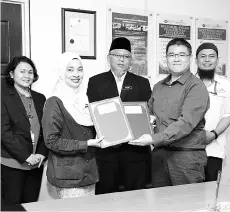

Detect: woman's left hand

[35,154,45,168]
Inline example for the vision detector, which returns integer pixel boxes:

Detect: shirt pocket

[162,99,181,126]
[167,100,181,119]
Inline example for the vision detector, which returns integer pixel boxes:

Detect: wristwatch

[210,130,218,139]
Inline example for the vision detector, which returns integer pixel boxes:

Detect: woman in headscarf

[42,52,103,199]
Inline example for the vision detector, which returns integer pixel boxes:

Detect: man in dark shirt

[87,37,152,194]
[129,38,210,186]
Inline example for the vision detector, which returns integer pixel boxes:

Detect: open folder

[88,97,133,148]
[123,102,153,139]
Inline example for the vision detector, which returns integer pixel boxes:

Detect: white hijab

[52,52,93,126]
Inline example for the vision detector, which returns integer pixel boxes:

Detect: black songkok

[109,37,131,53]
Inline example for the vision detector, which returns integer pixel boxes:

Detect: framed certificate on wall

[61,8,96,59]
[123,102,153,139]
[88,97,133,148]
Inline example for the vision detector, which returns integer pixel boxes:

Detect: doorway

[1,0,30,76]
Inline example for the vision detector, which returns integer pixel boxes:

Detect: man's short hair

[166,38,192,55]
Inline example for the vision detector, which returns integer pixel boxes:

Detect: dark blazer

[87,70,151,156]
[87,70,153,193]
[87,70,152,103]
[42,97,98,188]
[1,85,48,164]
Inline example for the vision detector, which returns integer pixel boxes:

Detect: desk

[23,182,230,212]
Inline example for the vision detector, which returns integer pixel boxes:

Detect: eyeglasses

[166,53,191,60]
[110,54,131,60]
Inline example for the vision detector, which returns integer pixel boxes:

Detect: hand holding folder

[128,134,153,146]
[88,97,133,148]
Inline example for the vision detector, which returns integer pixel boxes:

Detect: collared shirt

[148,70,210,148]
[202,74,230,158]
[111,71,127,95]
[18,91,40,153]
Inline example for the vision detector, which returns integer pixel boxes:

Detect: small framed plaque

[123,102,153,139]
[61,8,96,59]
[88,97,133,148]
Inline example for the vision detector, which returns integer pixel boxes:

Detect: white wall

[30,0,230,97]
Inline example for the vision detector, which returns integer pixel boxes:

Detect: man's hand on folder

[87,136,104,148]
[128,134,153,146]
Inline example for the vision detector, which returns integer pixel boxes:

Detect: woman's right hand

[25,154,40,166]
[87,136,104,148]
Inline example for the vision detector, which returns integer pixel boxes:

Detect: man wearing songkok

[87,37,152,194]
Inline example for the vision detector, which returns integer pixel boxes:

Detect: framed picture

[61,8,96,59]
[106,5,154,76]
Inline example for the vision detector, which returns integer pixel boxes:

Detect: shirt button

[84,132,87,135]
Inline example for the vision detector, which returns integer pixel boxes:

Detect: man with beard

[196,42,230,181]
[87,37,152,194]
